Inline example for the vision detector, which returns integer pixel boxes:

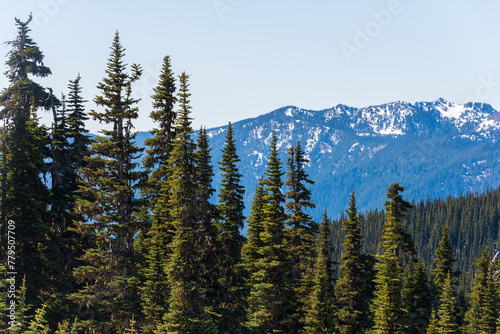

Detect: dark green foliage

[0,16,56,319]
[463,250,498,333]
[401,259,433,333]
[242,179,266,274]
[330,189,500,292]
[246,131,296,333]
[142,55,177,203]
[139,56,177,333]
[372,183,414,334]
[5,101,53,306]
[432,225,458,299]
[47,75,91,323]
[216,122,249,333]
[284,141,317,331]
[158,72,217,333]
[71,31,144,332]
[336,191,376,334]
[303,212,336,334]
[435,274,459,334]
[195,126,223,327]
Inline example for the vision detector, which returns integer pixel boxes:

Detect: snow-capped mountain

[202,98,500,221]
[137,98,500,222]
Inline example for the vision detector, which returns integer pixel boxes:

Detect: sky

[1,1,500,133]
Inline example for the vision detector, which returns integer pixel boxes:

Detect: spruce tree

[303,212,336,334]
[462,250,498,333]
[71,31,144,332]
[158,72,217,333]
[246,131,295,333]
[195,126,223,327]
[242,178,266,275]
[47,75,90,323]
[432,225,457,299]
[139,58,177,333]
[0,15,54,312]
[142,55,177,203]
[336,191,376,334]
[216,122,249,333]
[401,259,433,334]
[285,141,317,331]
[5,99,52,306]
[435,274,459,334]
[372,183,415,334]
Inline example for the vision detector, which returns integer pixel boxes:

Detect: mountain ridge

[138,98,500,222]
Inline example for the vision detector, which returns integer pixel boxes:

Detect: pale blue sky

[1,1,500,133]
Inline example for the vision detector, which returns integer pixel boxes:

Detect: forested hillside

[331,188,500,291]
[1,14,500,334]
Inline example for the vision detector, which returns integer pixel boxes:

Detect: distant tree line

[1,15,500,333]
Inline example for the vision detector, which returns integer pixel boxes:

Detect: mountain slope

[139,98,500,221]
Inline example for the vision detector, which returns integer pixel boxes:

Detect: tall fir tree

[336,191,376,334]
[242,178,266,275]
[303,212,336,334]
[142,55,177,203]
[195,126,223,327]
[71,31,144,332]
[432,225,458,301]
[47,76,91,323]
[0,15,55,314]
[435,274,459,334]
[246,131,296,333]
[157,72,217,333]
[139,56,178,333]
[372,183,415,334]
[284,141,317,331]
[401,259,433,334]
[216,122,249,333]
[462,250,498,334]
[5,98,53,307]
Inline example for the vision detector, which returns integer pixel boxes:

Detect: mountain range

[137,98,500,222]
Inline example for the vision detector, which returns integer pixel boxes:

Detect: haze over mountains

[138,98,500,221]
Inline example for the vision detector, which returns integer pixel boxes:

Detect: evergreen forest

[1,15,500,334]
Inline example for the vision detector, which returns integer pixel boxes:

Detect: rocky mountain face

[139,98,500,222]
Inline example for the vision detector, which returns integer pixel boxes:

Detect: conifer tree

[432,225,457,299]
[216,122,249,333]
[401,259,432,333]
[242,178,266,274]
[139,59,178,331]
[303,212,336,334]
[158,72,217,333]
[463,250,498,333]
[435,274,459,334]
[336,191,376,334]
[195,126,223,326]
[5,99,53,305]
[426,313,439,334]
[246,131,295,333]
[142,55,177,203]
[285,141,317,330]
[71,31,144,332]
[0,15,54,311]
[47,76,90,323]
[372,183,415,334]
